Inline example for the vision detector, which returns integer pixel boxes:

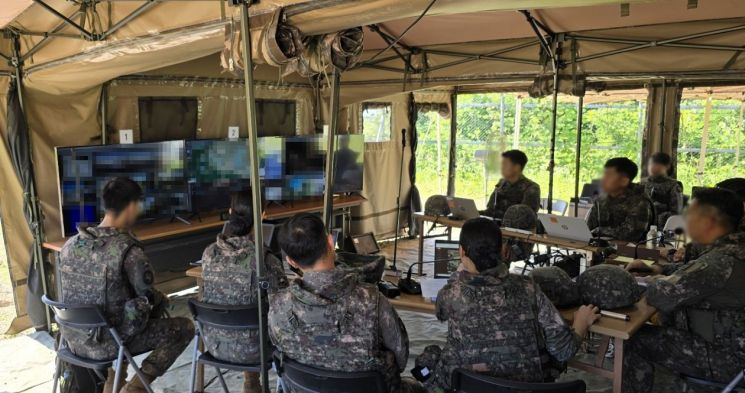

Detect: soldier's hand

[573,304,601,337]
[625,260,663,275]
[672,247,686,262]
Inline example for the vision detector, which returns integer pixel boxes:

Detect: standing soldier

[199,190,287,393]
[416,218,600,393]
[641,152,683,228]
[481,150,541,219]
[57,177,194,393]
[622,188,745,392]
[269,213,423,393]
[587,157,653,242]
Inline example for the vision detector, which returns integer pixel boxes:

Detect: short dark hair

[459,218,503,272]
[604,157,638,181]
[502,150,528,170]
[692,188,744,232]
[650,152,672,166]
[224,190,254,237]
[716,178,745,204]
[278,213,328,267]
[102,177,142,215]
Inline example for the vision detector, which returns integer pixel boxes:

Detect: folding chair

[42,295,154,393]
[188,299,270,393]
[275,356,387,393]
[681,372,745,393]
[451,369,586,393]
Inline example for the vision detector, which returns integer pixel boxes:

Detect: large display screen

[185,139,251,212]
[56,141,188,236]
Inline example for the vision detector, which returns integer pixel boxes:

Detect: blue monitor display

[56,141,188,236]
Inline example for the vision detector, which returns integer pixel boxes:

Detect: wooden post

[696,94,713,184]
[513,96,522,149]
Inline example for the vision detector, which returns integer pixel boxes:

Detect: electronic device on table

[185,139,251,213]
[537,213,593,243]
[350,232,380,255]
[56,141,189,236]
[434,240,460,277]
[447,197,481,220]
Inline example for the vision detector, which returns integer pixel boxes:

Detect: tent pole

[573,96,584,218]
[322,71,340,228]
[659,80,667,153]
[547,67,559,214]
[446,90,458,197]
[11,34,51,331]
[238,4,269,392]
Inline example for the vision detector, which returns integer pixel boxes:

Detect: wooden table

[43,195,366,252]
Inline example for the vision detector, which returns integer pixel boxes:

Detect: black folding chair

[276,356,387,393]
[681,372,745,393]
[451,369,586,393]
[187,299,270,393]
[42,295,154,393]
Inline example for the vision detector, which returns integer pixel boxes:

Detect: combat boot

[243,372,261,393]
[103,365,128,393]
[118,373,155,393]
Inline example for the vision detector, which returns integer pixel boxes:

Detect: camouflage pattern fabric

[642,175,683,228]
[529,266,581,307]
[623,231,745,392]
[269,268,422,393]
[336,252,386,284]
[502,204,537,262]
[424,195,450,217]
[577,264,642,309]
[417,266,582,392]
[586,183,653,242]
[482,175,541,219]
[200,234,288,365]
[58,225,193,376]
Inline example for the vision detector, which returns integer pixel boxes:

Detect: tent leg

[322,71,340,228]
[546,66,559,214]
[446,91,458,197]
[573,96,584,217]
[238,3,269,393]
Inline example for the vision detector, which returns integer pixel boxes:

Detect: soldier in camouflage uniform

[481,150,541,219]
[641,152,683,229]
[502,204,537,264]
[587,157,653,242]
[415,218,600,393]
[268,213,423,393]
[622,188,745,393]
[57,178,194,393]
[200,191,288,393]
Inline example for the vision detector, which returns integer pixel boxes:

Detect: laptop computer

[434,240,460,277]
[350,232,381,255]
[447,197,481,220]
[537,214,593,243]
[220,222,276,247]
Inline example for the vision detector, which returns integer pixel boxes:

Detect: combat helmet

[530,266,580,307]
[503,204,537,230]
[424,195,450,217]
[336,251,385,284]
[577,264,643,309]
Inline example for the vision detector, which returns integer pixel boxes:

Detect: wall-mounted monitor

[56,141,188,236]
[185,139,251,213]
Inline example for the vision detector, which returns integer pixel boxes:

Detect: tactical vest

[202,247,257,306]
[58,231,138,327]
[444,275,544,382]
[279,284,382,372]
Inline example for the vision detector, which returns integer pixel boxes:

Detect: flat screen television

[333,134,364,193]
[283,136,326,200]
[185,139,253,213]
[56,141,188,236]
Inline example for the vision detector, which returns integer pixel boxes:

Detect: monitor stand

[170,213,199,226]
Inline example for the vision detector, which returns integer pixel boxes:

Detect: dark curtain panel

[6,80,47,329]
[407,93,421,236]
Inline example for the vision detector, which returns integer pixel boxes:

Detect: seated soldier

[587,157,653,242]
[57,177,194,393]
[622,188,745,393]
[481,150,541,219]
[641,152,683,229]
[416,218,600,393]
[200,190,288,393]
[268,213,423,393]
[501,204,537,264]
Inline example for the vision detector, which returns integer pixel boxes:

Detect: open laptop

[448,197,495,220]
[434,240,460,277]
[537,213,593,243]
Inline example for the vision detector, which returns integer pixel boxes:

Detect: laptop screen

[434,240,460,277]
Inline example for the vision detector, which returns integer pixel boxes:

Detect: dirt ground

[0,218,16,337]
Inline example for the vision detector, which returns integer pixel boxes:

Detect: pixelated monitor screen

[56,141,188,236]
[185,139,252,212]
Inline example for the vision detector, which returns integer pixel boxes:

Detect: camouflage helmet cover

[335,251,385,284]
[577,264,643,309]
[425,195,451,217]
[503,204,538,230]
[529,266,581,307]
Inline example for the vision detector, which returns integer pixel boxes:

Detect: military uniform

[200,234,288,364]
[482,175,541,219]
[58,226,193,378]
[416,265,582,393]
[268,268,423,393]
[642,175,683,228]
[502,204,537,262]
[622,231,745,393]
[586,183,653,242]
